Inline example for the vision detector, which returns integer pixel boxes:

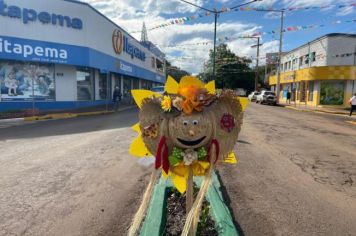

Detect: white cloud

[80,0,353,74]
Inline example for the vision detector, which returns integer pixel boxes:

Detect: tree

[166,61,191,82]
[200,44,256,92]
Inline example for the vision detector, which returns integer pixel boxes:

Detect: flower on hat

[161,95,172,112]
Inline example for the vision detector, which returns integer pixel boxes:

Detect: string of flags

[217,19,356,42]
[167,51,356,64]
[159,18,355,49]
[130,3,356,33]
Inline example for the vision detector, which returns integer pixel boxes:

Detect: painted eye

[192,120,199,125]
[183,120,189,126]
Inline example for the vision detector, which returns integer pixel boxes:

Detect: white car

[256,91,277,105]
[248,91,260,102]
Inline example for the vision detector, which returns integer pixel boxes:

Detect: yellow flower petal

[224,152,238,164]
[131,90,161,109]
[179,76,205,89]
[165,75,179,94]
[129,134,152,157]
[205,80,216,94]
[238,97,248,111]
[172,174,187,193]
[131,123,141,133]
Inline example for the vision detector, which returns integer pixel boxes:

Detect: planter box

[140,172,239,236]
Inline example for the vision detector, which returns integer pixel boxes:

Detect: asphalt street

[1,104,356,235]
[0,108,153,236]
[219,102,356,236]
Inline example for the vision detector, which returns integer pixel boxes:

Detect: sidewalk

[0,104,136,123]
[280,102,356,119]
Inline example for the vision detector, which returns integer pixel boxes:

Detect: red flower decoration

[220,113,235,132]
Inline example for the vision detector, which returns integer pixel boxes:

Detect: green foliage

[196,204,212,235]
[199,44,266,91]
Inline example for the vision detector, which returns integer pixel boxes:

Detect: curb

[0,117,25,124]
[285,106,350,116]
[23,106,135,122]
[140,172,239,236]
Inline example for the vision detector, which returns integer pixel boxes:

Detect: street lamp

[178,0,261,82]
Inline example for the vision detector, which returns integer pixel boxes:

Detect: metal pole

[212,13,218,81]
[264,63,268,84]
[32,75,35,116]
[255,37,260,91]
[276,11,284,103]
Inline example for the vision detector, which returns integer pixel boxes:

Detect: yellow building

[269,33,356,107]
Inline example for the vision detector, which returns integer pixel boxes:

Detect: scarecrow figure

[128,76,247,236]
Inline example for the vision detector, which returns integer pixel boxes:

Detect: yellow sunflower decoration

[130,75,248,193]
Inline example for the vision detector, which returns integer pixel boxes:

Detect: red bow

[156,136,169,174]
[207,139,220,164]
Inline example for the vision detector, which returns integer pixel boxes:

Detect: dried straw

[128,169,160,236]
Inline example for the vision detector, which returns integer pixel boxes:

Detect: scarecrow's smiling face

[168,112,213,149]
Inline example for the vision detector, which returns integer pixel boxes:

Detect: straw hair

[128,169,160,236]
[181,166,214,236]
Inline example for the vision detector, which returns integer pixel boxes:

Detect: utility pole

[178,0,260,82]
[276,10,284,103]
[255,37,261,91]
[250,37,262,91]
[212,13,218,81]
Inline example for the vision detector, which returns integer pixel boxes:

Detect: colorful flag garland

[130,3,356,34]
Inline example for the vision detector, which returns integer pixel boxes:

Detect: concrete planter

[140,172,239,236]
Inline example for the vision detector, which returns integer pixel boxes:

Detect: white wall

[327,36,356,66]
[0,0,164,76]
[281,35,356,72]
[281,37,328,71]
[55,64,76,101]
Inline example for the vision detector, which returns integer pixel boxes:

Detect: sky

[81,0,355,74]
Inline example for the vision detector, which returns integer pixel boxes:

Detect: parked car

[150,86,165,95]
[256,91,277,105]
[248,91,260,102]
[235,88,247,97]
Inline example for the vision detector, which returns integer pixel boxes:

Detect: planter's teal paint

[140,172,238,236]
[140,178,171,236]
[196,174,239,236]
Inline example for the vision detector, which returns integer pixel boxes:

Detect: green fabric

[168,147,208,166]
[197,147,207,160]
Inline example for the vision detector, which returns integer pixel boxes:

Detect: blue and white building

[0,0,166,112]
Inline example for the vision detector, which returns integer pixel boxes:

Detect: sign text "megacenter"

[0,0,83,30]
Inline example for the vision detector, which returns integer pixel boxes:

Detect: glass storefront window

[76,67,93,101]
[320,81,344,105]
[0,61,55,101]
[141,80,148,89]
[114,74,121,89]
[99,73,108,100]
[132,79,139,89]
[308,81,314,102]
[123,77,132,99]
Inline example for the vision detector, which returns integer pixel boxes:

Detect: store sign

[0,0,83,30]
[0,37,68,62]
[112,29,146,61]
